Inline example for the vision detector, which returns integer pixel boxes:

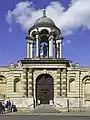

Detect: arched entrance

[36,74,54,105]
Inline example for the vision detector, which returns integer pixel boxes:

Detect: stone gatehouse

[0,10,90,111]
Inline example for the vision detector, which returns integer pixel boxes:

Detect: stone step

[31,104,58,113]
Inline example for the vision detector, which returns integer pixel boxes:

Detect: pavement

[1,105,90,116]
[0,115,90,120]
[2,111,90,116]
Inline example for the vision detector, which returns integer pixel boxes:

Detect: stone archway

[36,74,54,105]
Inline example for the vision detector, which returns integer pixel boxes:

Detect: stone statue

[43,44,47,57]
[40,44,47,57]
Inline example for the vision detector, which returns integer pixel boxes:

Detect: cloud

[6,10,12,25]
[66,39,71,44]
[6,0,90,36]
[8,27,12,32]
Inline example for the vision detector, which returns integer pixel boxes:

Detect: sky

[0,0,90,66]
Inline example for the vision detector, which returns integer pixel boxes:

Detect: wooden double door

[36,74,54,105]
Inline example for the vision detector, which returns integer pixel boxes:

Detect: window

[69,78,75,92]
[14,78,20,92]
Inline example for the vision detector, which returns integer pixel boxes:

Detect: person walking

[0,102,4,114]
[8,100,11,111]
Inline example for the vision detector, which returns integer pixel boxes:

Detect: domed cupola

[26,10,63,59]
[28,10,60,36]
[34,10,55,27]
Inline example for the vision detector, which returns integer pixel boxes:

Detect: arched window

[0,75,5,81]
[0,75,6,97]
[69,78,75,92]
[14,78,20,92]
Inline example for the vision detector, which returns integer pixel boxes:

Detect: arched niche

[82,75,90,98]
[69,78,76,92]
[14,78,21,92]
[40,42,48,58]
[36,74,54,105]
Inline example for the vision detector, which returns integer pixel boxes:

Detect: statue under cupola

[26,10,63,59]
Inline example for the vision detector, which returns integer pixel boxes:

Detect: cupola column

[56,38,63,58]
[29,41,34,58]
[36,34,40,58]
[56,41,59,58]
[55,41,57,58]
[59,39,63,58]
[49,35,54,58]
[27,42,30,58]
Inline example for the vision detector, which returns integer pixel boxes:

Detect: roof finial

[43,9,46,17]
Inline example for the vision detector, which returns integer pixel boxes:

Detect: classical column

[59,39,63,58]
[56,69,61,97]
[6,72,14,97]
[54,42,57,58]
[36,34,40,58]
[49,35,53,58]
[56,42,59,58]
[21,68,27,97]
[27,42,30,58]
[56,39,63,58]
[61,68,67,97]
[28,69,33,97]
[29,42,34,58]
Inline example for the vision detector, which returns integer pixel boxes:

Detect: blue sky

[0,0,90,66]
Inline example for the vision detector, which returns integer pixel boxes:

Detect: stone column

[27,42,30,58]
[55,42,57,58]
[36,34,39,58]
[59,39,62,58]
[6,72,14,97]
[49,35,53,58]
[56,69,61,97]
[29,42,34,58]
[28,69,33,97]
[48,43,49,58]
[75,71,80,97]
[56,39,63,58]
[61,68,67,97]
[29,43,31,58]
[21,68,27,97]
[56,42,59,58]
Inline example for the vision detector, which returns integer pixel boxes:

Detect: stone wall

[1,64,90,109]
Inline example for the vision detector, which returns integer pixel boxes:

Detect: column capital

[26,36,34,43]
[56,39,63,44]
[36,34,39,39]
[48,35,54,41]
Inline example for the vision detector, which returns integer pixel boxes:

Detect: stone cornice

[20,58,70,67]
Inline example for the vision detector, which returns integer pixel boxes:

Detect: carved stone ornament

[29,69,33,73]
[57,69,61,74]
[23,68,27,73]
[9,63,15,69]
[62,69,67,73]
